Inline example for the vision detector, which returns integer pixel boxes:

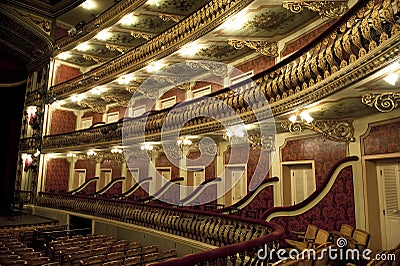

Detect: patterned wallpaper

[281,20,336,57]
[156,153,179,179]
[45,158,69,193]
[82,111,103,125]
[281,136,347,187]
[236,55,275,75]
[272,166,355,241]
[363,121,400,155]
[49,109,77,135]
[187,150,216,180]
[107,106,126,121]
[75,159,96,178]
[55,64,82,85]
[100,160,122,178]
[276,136,354,241]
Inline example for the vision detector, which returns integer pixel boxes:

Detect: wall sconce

[177,138,193,149]
[383,72,398,86]
[223,125,247,144]
[111,148,123,154]
[140,143,154,151]
[281,111,355,142]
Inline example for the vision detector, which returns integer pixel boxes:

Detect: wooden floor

[0,208,57,229]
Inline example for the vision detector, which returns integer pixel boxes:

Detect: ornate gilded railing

[19,137,39,153]
[42,0,400,150]
[42,122,122,150]
[49,0,254,98]
[54,0,147,53]
[36,192,283,264]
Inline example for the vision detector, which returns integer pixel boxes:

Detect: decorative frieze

[228,40,278,57]
[282,0,348,19]
[361,93,400,113]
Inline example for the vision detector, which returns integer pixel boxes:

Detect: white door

[291,167,315,205]
[194,170,204,187]
[73,170,86,189]
[232,170,246,204]
[377,162,400,249]
[124,169,138,192]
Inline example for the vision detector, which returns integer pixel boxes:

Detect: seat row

[0,233,53,266]
[79,248,177,266]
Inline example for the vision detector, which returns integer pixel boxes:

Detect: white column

[95,161,101,190]
[67,156,77,191]
[216,142,229,205]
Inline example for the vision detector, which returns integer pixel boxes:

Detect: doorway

[376,160,400,249]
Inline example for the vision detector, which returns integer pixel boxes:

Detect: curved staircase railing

[138,177,184,203]
[91,177,125,197]
[216,177,279,214]
[115,176,153,199]
[178,177,221,206]
[67,177,99,195]
[262,156,359,221]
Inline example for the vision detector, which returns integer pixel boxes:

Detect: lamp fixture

[177,138,192,148]
[111,148,123,154]
[146,61,166,73]
[119,13,138,26]
[223,125,247,145]
[383,72,398,86]
[178,41,203,57]
[56,52,72,60]
[95,29,111,41]
[87,150,97,156]
[76,42,91,52]
[81,0,96,10]
[140,143,154,151]
[281,111,355,142]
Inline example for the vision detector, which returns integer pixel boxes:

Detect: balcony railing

[36,192,284,264]
[41,0,400,151]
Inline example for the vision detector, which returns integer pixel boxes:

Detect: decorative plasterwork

[79,151,125,163]
[101,94,130,107]
[11,8,51,35]
[159,14,181,23]
[228,40,278,57]
[281,120,355,142]
[106,43,129,53]
[50,0,255,99]
[82,54,105,64]
[361,93,400,113]
[186,61,229,77]
[77,101,107,113]
[130,30,154,40]
[282,0,348,19]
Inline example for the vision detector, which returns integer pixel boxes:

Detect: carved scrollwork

[281,120,355,142]
[228,40,278,57]
[362,93,400,113]
[186,61,229,77]
[282,0,348,19]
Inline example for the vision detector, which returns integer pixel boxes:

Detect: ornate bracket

[186,61,229,77]
[228,40,278,57]
[130,30,153,40]
[106,43,130,53]
[281,120,355,142]
[282,0,348,19]
[361,92,400,113]
[79,151,125,163]
[101,94,129,107]
[77,101,107,113]
[83,54,105,63]
[159,14,182,23]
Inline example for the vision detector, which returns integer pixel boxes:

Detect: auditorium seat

[124,256,141,266]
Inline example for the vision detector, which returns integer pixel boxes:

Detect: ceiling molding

[2,0,85,18]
